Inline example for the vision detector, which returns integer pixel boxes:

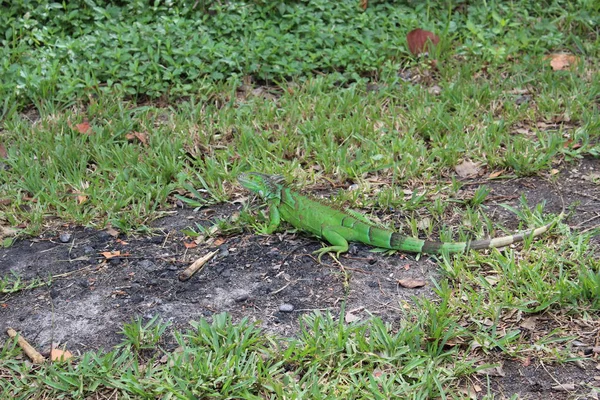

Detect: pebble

[59,233,72,243]
[137,259,157,271]
[279,303,294,313]
[235,294,249,303]
[83,245,95,254]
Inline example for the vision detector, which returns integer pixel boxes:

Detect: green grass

[1,0,599,398]
[0,311,480,398]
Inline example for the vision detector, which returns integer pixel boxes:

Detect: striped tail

[387,218,558,254]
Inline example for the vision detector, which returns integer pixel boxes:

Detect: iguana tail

[390,217,560,254]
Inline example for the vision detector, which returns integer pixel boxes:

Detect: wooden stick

[179,250,218,281]
[6,328,46,364]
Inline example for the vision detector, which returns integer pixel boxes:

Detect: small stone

[108,257,121,265]
[96,231,111,242]
[221,269,232,278]
[150,236,164,244]
[279,303,294,313]
[428,85,441,95]
[137,259,157,271]
[235,294,249,303]
[59,233,72,243]
[83,245,95,254]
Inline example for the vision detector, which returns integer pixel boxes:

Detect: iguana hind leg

[313,226,356,261]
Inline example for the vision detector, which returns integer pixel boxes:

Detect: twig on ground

[6,328,46,364]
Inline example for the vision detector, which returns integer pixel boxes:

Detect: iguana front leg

[258,206,281,234]
[313,225,355,261]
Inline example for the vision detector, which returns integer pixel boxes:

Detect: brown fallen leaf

[345,311,360,323]
[100,251,121,259]
[125,131,149,146]
[520,316,537,330]
[183,241,197,249]
[407,28,440,56]
[106,227,120,237]
[397,278,426,288]
[0,142,7,159]
[488,170,503,179]
[360,0,367,10]
[544,53,579,71]
[74,121,91,135]
[455,160,482,178]
[477,365,506,377]
[51,347,73,362]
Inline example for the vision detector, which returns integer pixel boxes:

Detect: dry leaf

[484,275,500,286]
[183,241,197,249]
[106,227,120,237]
[125,131,149,146]
[76,194,87,204]
[477,365,506,377]
[417,217,431,230]
[455,160,481,178]
[1,226,19,238]
[407,28,440,56]
[457,386,477,400]
[74,121,91,134]
[545,53,579,71]
[213,237,225,246]
[345,311,360,323]
[397,278,426,288]
[0,142,7,159]
[360,0,367,10]
[520,317,537,330]
[100,251,121,259]
[51,347,73,362]
[488,170,503,179]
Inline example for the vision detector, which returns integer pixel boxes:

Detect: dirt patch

[1,157,599,397]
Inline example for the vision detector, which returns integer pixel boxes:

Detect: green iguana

[238,172,557,260]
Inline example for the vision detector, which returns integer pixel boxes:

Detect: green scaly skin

[238,172,557,260]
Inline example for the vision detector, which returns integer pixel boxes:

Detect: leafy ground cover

[1,0,599,398]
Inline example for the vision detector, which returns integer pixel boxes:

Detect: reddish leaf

[183,241,198,249]
[0,142,7,159]
[51,348,73,362]
[407,28,439,56]
[125,131,149,146]
[74,121,91,134]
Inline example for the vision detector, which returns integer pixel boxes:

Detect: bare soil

[1,157,599,399]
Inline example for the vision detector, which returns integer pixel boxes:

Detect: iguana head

[238,172,284,200]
